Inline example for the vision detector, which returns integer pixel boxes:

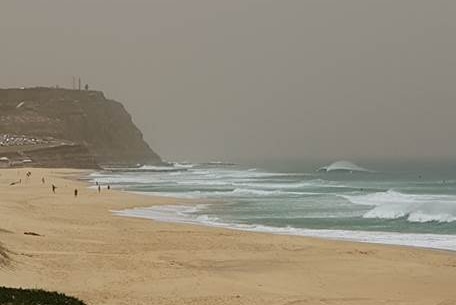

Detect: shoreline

[103,174,456,252]
[114,204,456,254]
[91,164,456,253]
[1,168,456,305]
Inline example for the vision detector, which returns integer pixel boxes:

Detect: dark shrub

[0,287,86,305]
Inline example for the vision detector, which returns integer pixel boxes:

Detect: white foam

[233,179,346,190]
[229,188,301,197]
[343,190,456,223]
[130,188,319,200]
[171,162,196,169]
[130,191,206,199]
[318,160,371,173]
[113,205,456,251]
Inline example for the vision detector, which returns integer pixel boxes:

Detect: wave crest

[343,190,456,223]
[113,205,456,251]
[318,160,370,173]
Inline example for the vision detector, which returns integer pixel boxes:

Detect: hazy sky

[1,0,455,163]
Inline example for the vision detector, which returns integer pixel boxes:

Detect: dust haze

[1,0,455,163]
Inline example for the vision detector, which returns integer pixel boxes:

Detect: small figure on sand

[41,177,45,184]
[107,185,111,190]
[9,179,21,186]
[98,185,101,193]
[52,184,57,194]
[74,189,78,198]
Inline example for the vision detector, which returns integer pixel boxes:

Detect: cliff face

[0,88,162,167]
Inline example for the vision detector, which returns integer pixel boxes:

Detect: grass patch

[0,287,87,305]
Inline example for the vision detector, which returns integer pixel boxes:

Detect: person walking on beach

[52,184,57,194]
[74,189,78,198]
[41,177,45,184]
[98,185,101,194]
[107,185,111,190]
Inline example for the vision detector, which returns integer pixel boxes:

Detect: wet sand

[1,168,456,305]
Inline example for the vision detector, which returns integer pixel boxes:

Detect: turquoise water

[90,161,456,250]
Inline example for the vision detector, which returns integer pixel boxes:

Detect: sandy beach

[1,168,456,305]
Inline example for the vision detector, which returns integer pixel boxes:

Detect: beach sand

[0,168,456,305]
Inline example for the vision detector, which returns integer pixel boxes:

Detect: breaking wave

[318,160,371,173]
[92,160,456,250]
[343,190,456,223]
[113,205,456,251]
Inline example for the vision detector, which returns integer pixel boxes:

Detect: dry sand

[0,168,456,305]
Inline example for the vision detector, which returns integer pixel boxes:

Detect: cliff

[0,87,162,168]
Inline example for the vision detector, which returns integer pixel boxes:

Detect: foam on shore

[113,204,456,252]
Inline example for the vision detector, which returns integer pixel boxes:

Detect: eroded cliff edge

[0,87,162,168]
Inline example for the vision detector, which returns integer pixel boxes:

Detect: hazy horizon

[1,0,456,163]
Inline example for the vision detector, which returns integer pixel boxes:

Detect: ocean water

[88,161,456,251]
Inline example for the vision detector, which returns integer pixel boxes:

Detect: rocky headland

[0,87,162,168]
